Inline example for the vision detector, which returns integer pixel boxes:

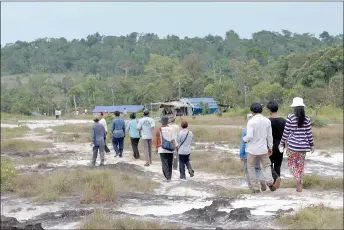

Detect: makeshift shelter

[180,98,218,115]
[92,105,144,114]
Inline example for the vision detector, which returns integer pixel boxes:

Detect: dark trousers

[270,146,283,182]
[130,137,140,159]
[160,153,174,180]
[179,154,193,179]
[112,137,124,156]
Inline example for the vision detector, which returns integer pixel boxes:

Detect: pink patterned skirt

[287,149,306,184]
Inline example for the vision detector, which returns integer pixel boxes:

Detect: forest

[1,30,343,115]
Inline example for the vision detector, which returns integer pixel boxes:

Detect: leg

[92,146,99,166]
[148,139,152,164]
[118,137,124,157]
[287,150,306,192]
[273,147,283,188]
[167,153,174,180]
[247,153,260,192]
[112,137,119,156]
[243,159,252,189]
[270,148,279,183]
[99,144,105,165]
[131,138,139,159]
[160,153,170,180]
[259,154,275,191]
[144,140,150,165]
[136,138,140,159]
[179,155,186,179]
[255,158,266,191]
[185,154,194,177]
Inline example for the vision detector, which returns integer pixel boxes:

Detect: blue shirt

[111,117,125,138]
[126,119,140,138]
[239,128,248,160]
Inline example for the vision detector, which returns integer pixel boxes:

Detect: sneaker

[180,176,186,180]
[268,184,277,192]
[253,189,261,193]
[189,170,195,177]
[274,177,281,189]
[144,163,150,167]
[100,164,105,167]
[119,154,123,158]
[260,181,267,191]
[114,154,119,157]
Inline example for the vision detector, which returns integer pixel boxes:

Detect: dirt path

[1,120,343,229]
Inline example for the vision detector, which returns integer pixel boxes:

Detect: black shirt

[269,117,286,147]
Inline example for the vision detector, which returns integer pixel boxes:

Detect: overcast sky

[1,2,343,44]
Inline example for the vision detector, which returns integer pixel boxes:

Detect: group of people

[90,109,194,181]
[90,96,314,190]
[240,97,314,193]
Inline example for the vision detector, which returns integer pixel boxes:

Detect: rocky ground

[1,119,343,229]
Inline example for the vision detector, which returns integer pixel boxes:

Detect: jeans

[247,153,274,191]
[270,146,283,182]
[130,137,140,159]
[112,136,124,156]
[160,153,174,180]
[92,144,105,166]
[243,158,264,189]
[179,154,193,179]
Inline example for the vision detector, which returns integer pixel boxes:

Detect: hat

[143,109,150,116]
[290,97,306,107]
[93,114,99,121]
[160,116,169,125]
[246,114,253,120]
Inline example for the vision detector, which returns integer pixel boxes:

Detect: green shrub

[311,117,328,127]
[1,157,18,192]
[104,113,114,124]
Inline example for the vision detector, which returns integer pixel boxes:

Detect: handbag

[160,128,175,152]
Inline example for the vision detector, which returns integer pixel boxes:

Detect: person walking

[99,112,110,153]
[126,113,141,159]
[177,120,194,179]
[266,101,286,189]
[154,116,177,182]
[169,117,180,170]
[243,103,275,193]
[111,111,126,158]
[137,109,155,166]
[91,114,106,166]
[279,97,314,192]
[239,114,265,190]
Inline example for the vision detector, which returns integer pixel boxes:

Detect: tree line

[1,30,343,115]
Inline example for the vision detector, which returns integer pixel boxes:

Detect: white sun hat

[290,97,306,107]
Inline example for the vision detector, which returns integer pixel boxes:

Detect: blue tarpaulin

[92,105,144,113]
[180,98,218,115]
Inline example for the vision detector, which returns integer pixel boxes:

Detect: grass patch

[313,124,343,149]
[216,188,252,197]
[189,127,242,144]
[1,139,53,152]
[0,157,18,192]
[276,204,343,229]
[191,152,244,176]
[1,126,30,139]
[176,115,246,126]
[51,124,92,143]
[281,174,343,191]
[18,155,62,165]
[81,210,179,229]
[9,167,159,203]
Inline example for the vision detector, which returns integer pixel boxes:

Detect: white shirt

[177,129,194,155]
[137,117,155,139]
[243,114,273,155]
[99,118,108,133]
[158,126,177,154]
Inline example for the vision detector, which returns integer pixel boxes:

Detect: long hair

[294,106,305,128]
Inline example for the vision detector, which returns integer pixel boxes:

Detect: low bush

[1,139,53,152]
[0,157,18,192]
[282,174,343,191]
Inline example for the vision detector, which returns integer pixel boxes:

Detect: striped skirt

[286,149,306,184]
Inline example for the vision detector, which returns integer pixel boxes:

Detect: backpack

[160,128,175,151]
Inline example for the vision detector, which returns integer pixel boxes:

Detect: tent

[92,105,144,114]
[180,98,218,115]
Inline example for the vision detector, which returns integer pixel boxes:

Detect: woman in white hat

[279,97,314,192]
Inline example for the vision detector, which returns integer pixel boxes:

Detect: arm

[111,120,115,134]
[267,122,273,149]
[90,126,95,143]
[137,119,142,131]
[125,121,130,134]
[280,116,291,147]
[239,130,246,159]
[243,121,253,143]
[154,128,161,151]
[305,118,314,147]
[122,120,126,135]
